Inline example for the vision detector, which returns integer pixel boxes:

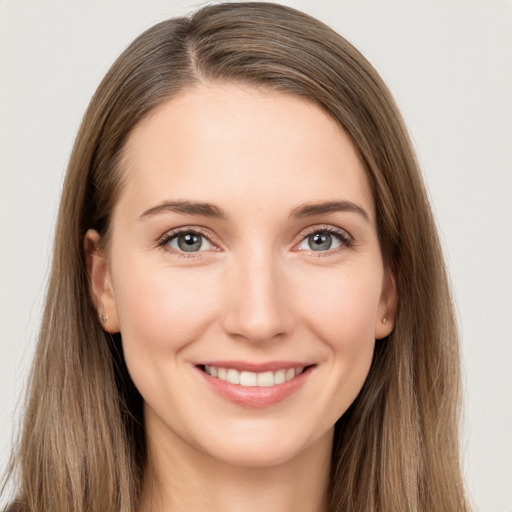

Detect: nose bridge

[222,242,294,343]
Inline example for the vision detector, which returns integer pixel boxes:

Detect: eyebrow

[288,200,370,222]
[139,200,228,221]
[138,199,369,223]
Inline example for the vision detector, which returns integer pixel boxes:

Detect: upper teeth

[204,366,304,387]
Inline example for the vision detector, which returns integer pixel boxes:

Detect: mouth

[199,364,313,387]
[195,363,316,407]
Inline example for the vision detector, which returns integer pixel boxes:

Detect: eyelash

[157,225,353,259]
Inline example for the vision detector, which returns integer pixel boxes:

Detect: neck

[138,412,332,512]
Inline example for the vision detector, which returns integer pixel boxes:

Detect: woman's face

[87,84,395,468]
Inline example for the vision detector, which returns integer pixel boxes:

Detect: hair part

[4,3,469,511]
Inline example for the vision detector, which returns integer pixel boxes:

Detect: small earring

[382,317,388,324]
[100,313,108,323]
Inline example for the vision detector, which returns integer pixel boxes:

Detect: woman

[3,2,470,511]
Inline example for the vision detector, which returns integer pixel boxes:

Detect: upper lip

[196,360,315,372]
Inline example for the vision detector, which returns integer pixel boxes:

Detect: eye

[297,227,352,253]
[160,229,214,254]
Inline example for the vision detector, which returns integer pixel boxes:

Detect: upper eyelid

[159,226,216,242]
[295,223,352,240]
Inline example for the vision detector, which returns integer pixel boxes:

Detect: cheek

[289,264,382,424]
[111,259,219,356]
[297,264,383,347]
[296,265,381,408]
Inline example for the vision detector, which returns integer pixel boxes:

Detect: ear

[84,229,120,333]
[375,268,398,340]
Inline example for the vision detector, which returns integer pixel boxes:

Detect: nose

[221,248,295,344]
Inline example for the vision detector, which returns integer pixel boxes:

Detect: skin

[86,84,396,512]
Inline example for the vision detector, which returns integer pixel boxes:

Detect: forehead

[116,84,375,225]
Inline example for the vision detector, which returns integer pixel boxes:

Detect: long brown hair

[3,3,469,511]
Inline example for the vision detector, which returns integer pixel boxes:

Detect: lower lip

[196,366,314,408]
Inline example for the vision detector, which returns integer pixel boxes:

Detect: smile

[203,365,305,387]
[197,362,315,407]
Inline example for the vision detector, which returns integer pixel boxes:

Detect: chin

[209,443,303,469]
[196,421,331,469]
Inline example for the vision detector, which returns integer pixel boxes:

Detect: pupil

[309,232,331,251]
[178,233,202,252]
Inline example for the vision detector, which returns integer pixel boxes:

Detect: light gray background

[1,1,511,510]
